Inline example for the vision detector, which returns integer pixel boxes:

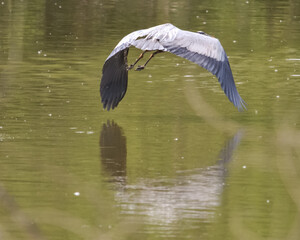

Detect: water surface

[0,0,299,239]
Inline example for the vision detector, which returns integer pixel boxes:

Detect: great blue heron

[100,23,246,111]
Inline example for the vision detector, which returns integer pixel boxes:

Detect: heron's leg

[135,50,163,71]
[127,50,148,70]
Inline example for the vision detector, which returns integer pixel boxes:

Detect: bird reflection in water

[99,120,127,184]
[99,123,244,228]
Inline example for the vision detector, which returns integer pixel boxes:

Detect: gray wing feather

[106,23,175,60]
[162,31,246,111]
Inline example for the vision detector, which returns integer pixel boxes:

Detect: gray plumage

[100,23,246,111]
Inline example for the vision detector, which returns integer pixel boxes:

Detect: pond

[0,0,299,239]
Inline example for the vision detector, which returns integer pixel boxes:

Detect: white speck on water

[206,10,209,13]
[1,2,4,5]
[75,131,85,134]
[243,165,247,169]
[286,58,300,61]
[245,0,249,4]
[274,69,278,72]
[86,131,94,135]
[70,127,77,130]
[0,126,2,129]
[43,54,47,57]
[184,75,194,78]
[276,95,280,98]
[196,15,200,19]
[233,40,237,43]
[146,81,152,83]
[59,5,62,8]
[202,21,207,25]
[38,50,42,54]
[266,199,270,203]
[174,138,179,141]
[74,192,80,196]
[66,100,70,103]
[48,113,52,117]
[148,74,152,78]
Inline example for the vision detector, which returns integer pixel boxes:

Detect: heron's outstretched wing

[100,24,175,110]
[162,30,246,111]
[100,49,129,110]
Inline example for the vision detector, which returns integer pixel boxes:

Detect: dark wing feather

[165,45,246,111]
[100,48,129,110]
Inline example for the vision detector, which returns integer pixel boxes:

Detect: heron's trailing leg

[127,50,148,70]
[135,50,163,71]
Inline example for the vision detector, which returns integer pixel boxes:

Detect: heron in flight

[100,23,246,111]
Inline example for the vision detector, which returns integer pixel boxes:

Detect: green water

[0,0,299,239]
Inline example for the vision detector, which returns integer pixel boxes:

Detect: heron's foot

[127,64,135,70]
[135,65,145,71]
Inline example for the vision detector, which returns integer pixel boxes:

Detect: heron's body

[100,23,246,111]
